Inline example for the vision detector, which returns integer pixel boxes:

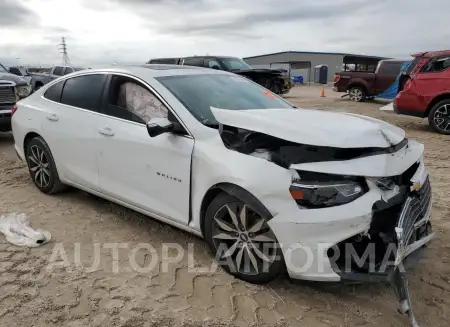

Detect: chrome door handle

[98,127,114,136]
[46,114,58,121]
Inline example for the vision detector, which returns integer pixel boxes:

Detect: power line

[58,36,70,65]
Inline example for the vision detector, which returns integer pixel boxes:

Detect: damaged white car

[12,65,432,325]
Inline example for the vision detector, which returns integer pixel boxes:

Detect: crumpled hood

[211,107,405,149]
[0,72,27,86]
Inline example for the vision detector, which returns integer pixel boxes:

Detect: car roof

[74,64,229,78]
[379,59,408,64]
[412,50,450,58]
[183,56,239,59]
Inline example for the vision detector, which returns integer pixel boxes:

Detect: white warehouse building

[243,51,387,83]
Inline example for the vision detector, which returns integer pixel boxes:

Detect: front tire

[25,137,66,194]
[348,86,365,102]
[204,193,284,284]
[428,100,450,135]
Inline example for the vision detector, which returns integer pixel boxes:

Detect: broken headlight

[16,85,31,98]
[289,170,366,208]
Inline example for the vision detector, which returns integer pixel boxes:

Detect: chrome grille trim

[0,87,16,104]
[395,176,433,265]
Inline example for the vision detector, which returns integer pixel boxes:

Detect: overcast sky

[0,0,449,67]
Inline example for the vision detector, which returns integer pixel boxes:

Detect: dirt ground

[0,84,449,327]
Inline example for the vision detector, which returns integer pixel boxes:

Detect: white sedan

[12,65,433,287]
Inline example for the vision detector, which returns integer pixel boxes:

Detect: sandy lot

[1,84,449,327]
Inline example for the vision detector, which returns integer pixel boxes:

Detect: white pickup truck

[30,65,84,91]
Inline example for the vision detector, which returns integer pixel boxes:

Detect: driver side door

[96,74,194,225]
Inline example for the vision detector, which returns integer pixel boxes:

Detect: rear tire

[428,99,450,135]
[204,193,284,284]
[348,86,365,102]
[25,137,66,194]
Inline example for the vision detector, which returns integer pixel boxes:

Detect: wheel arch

[23,131,43,153]
[347,82,368,94]
[426,93,450,116]
[199,182,273,236]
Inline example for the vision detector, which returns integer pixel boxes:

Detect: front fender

[190,137,298,232]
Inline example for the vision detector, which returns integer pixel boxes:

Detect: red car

[394,50,450,134]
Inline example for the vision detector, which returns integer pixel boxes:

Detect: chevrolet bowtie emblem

[412,182,421,191]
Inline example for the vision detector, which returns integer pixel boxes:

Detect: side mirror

[211,65,220,70]
[146,117,186,137]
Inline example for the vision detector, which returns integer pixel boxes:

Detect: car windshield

[220,58,252,71]
[156,74,293,126]
[0,63,8,73]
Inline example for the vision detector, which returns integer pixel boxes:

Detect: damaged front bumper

[268,156,433,282]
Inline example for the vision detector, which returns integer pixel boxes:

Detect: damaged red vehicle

[394,50,450,134]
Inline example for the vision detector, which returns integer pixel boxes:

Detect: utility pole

[58,37,70,65]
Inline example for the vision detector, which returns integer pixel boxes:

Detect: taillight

[11,104,18,116]
[333,74,341,83]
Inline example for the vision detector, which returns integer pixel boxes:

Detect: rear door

[41,73,107,190]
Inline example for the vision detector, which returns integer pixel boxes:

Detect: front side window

[63,67,74,75]
[106,75,168,124]
[220,57,252,71]
[206,59,221,69]
[156,74,292,126]
[53,66,64,76]
[182,58,204,67]
[60,74,107,112]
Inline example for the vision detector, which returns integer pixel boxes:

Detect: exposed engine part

[219,125,409,169]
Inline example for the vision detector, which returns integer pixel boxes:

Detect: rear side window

[44,81,65,102]
[420,56,450,73]
[53,66,64,76]
[60,74,107,112]
[378,63,402,76]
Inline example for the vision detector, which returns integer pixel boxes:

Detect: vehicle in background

[394,50,450,134]
[0,62,32,132]
[8,66,32,83]
[147,56,292,95]
[30,65,84,92]
[333,58,407,102]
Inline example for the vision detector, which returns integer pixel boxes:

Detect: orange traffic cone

[320,88,326,97]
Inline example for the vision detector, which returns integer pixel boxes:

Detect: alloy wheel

[349,88,363,102]
[211,203,278,275]
[433,104,450,132]
[28,145,51,188]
